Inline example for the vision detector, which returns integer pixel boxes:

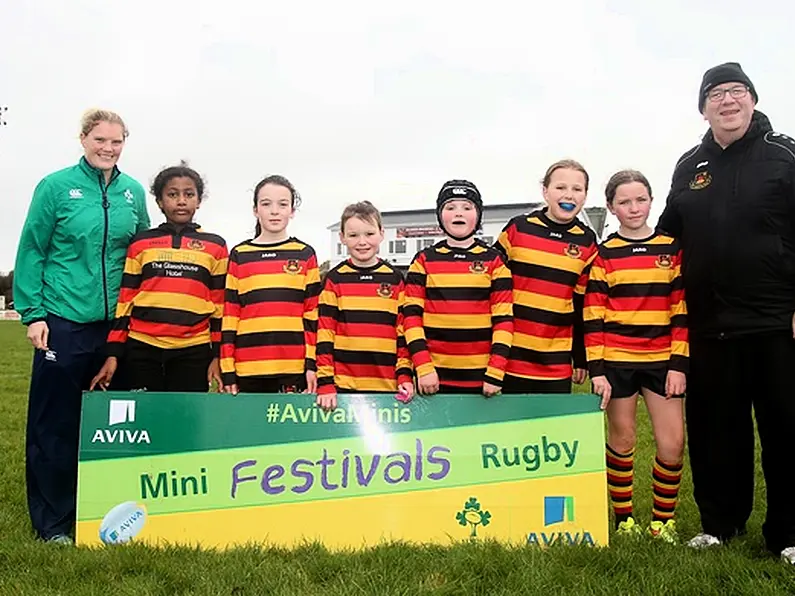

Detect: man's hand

[572,368,587,385]
[207,358,222,392]
[418,371,440,395]
[27,321,49,351]
[665,370,686,399]
[90,357,118,391]
[591,375,612,410]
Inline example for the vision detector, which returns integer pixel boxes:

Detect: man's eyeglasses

[707,85,749,103]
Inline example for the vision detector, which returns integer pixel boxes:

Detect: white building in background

[328,203,607,270]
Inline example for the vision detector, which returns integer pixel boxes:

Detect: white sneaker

[781,546,795,564]
[687,533,722,549]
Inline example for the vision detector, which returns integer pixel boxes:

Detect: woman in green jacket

[13,109,150,544]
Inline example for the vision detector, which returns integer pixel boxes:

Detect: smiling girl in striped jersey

[584,169,687,543]
[495,160,598,394]
[90,162,228,392]
[220,175,320,395]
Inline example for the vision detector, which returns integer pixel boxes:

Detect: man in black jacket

[658,62,795,562]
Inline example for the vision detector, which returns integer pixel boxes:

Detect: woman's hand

[26,321,49,351]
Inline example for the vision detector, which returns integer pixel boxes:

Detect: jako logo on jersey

[549,232,563,239]
[632,247,647,253]
[92,399,151,444]
[69,188,83,199]
[689,171,712,190]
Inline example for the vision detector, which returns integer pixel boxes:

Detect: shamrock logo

[455,497,492,538]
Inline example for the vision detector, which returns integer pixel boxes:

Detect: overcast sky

[2,0,794,272]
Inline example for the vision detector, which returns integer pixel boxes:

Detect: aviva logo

[527,496,595,547]
[544,495,575,526]
[91,399,150,444]
[109,400,136,426]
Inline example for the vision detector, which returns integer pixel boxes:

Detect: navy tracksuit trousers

[25,314,112,540]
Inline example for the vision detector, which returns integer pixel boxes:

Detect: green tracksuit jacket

[14,157,151,325]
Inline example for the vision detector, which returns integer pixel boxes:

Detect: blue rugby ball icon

[98,501,147,545]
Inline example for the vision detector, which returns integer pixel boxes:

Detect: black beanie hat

[698,62,758,113]
[436,180,483,240]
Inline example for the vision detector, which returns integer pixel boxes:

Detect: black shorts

[502,374,572,395]
[237,374,307,394]
[603,366,678,399]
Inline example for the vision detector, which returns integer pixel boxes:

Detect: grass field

[0,321,793,595]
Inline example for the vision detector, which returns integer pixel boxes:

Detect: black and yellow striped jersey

[220,237,320,385]
[495,209,597,381]
[317,259,412,394]
[404,240,513,390]
[583,232,688,376]
[106,223,227,356]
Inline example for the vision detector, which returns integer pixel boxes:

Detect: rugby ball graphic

[98,501,147,545]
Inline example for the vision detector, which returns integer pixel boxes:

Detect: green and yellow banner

[76,392,608,550]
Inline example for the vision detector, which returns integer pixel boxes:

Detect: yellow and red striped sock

[652,456,683,522]
[606,444,634,525]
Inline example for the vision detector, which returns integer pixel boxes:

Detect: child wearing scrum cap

[403,180,514,397]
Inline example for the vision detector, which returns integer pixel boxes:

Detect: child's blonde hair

[541,159,589,191]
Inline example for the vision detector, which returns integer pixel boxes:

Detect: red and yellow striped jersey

[495,209,597,381]
[583,232,688,376]
[106,223,228,356]
[316,259,412,394]
[403,240,513,390]
[220,237,320,385]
